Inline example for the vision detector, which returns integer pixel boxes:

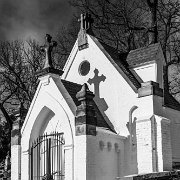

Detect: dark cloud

[0,0,74,42]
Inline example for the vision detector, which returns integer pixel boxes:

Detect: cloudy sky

[0,0,74,42]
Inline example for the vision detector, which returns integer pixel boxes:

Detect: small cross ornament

[41,34,57,69]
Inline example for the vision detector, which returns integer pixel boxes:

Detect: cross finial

[40,34,57,69]
[78,13,94,50]
[78,13,94,32]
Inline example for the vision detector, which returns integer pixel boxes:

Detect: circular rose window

[79,60,90,76]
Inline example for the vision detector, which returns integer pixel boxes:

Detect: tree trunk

[0,104,12,131]
[163,65,169,93]
[147,0,158,44]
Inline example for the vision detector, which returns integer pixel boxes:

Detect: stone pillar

[136,116,154,173]
[74,83,97,180]
[155,115,172,171]
[11,104,27,180]
[136,115,172,174]
[136,81,172,174]
[11,115,21,180]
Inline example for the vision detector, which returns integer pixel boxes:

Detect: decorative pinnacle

[40,34,57,69]
[76,83,94,102]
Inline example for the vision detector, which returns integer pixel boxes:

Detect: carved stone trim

[75,124,96,136]
[138,81,163,98]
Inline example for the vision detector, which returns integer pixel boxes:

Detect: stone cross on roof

[78,13,94,50]
[40,34,57,69]
[78,13,94,31]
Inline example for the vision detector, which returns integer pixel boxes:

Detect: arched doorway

[28,105,74,180]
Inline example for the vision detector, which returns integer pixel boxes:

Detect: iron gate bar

[29,132,64,180]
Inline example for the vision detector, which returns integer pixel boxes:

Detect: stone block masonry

[136,118,153,173]
[136,115,172,174]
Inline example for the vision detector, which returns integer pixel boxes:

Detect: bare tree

[70,0,149,52]
[55,17,79,69]
[0,40,43,128]
[0,0,180,163]
[0,39,44,162]
[70,0,180,98]
[147,0,158,43]
[156,0,180,93]
[0,34,71,162]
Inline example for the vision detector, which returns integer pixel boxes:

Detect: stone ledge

[138,81,163,98]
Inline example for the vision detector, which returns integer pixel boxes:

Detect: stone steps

[120,171,180,180]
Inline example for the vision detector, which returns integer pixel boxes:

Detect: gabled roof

[94,40,162,91]
[97,40,141,90]
[61,79,114,132]
[126,43,161,67]
[90,37,180,112]
[63,33,162,93]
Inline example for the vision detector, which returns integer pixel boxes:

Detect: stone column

[136,116,154,173]
[11,114,21,180]
[136,81,172,173]
[155,115,172,171]
[136,115,172,174]
[74,83,97,180]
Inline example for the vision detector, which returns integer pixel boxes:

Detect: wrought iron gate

[29,132,65,180]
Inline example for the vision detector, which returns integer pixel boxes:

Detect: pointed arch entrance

[28,103,74,180]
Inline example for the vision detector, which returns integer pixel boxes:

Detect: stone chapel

[11,13,180,180]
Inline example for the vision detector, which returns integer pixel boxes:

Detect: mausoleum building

[11,14,180,180]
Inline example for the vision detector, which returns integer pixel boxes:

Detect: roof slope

[98,41,141,90]
[61,79,114,131]
[99,41,180,110]
[164,90,180,111]
[126,43,161,67]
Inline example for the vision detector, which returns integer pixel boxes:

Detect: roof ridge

[129,42,160,53]
[126,43,161,67]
